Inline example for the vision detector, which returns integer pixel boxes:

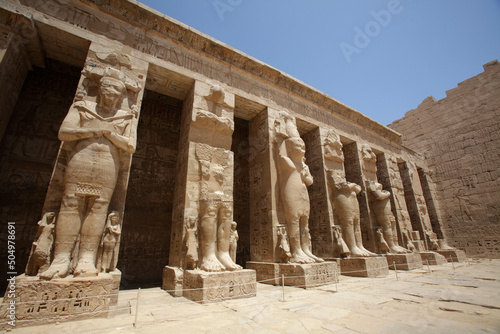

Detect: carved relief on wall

[25,51,145,280]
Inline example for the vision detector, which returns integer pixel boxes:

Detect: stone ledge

[182,269,256,303]
[246,261,339,288]
[0,271,121,328]
[419,251,448,265]
[340,257,389,277]
[436,249,467,263]
[385,253,423,271]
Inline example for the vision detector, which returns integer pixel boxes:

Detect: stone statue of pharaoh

[40,68,137,279]
[278,133,323,263]
[197,146,242,272]
[368,182,410,254]
[327,170,376,257]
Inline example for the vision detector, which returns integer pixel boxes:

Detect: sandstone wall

[389,60,500,258]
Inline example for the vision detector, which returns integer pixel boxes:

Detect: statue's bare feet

[200,254,226,272]
[39,256,70,280]
[303,249,325,263]
[290,249,314,264]
[74,258,98,277]
[391,246,411,254]
[350,246,369,257]
[217,252,242,271]
[359,246,377,257]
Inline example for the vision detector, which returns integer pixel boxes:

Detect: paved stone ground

[4,259,500,333]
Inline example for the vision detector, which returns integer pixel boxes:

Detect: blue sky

[139,0,500,126]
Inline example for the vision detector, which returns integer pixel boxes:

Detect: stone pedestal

[436,249,467,263]
[0,271,121,328]
[385,253,423,270]
[162,266,184,297]
[419,251,448,265]
[340,257,389,277]
[246,261,339,288]
[182,269,256,303]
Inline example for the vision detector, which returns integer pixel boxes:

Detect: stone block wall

[389,60,500,258]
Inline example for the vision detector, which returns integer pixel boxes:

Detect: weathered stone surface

[436,249,468,263]
[340,257,389,277]
[385,253,423,271]
[0,272,121,328]
[182,269,256,303]
[419,251,448,265]
[390,61,500,258]
[246,262,281,285]
[246,261,338,288]
[162,266,183,297]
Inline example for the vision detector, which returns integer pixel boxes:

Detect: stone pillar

[246,111,338,287]
[0,27,31,142]
[303,127,335,258]
[1,41,148,325]
[418,168,446,239]
[376,153,410,245]
[165,81,256,302]
[342,142,377,252]
[169,81,236,269]
[399,161,434,250]
[248,107,279,263]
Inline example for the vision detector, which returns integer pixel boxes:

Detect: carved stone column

[248,107,280,263]
[399,161,434,250]
[2,41,148,325]
[164,81,256,302]
[247,111,338,287]
[303,127,335,259]
[342,142,377,252]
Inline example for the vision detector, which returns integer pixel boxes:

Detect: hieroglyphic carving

[248,110,274,262]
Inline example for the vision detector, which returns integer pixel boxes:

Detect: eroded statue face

[287,137,306,157]
[100,79,125,107]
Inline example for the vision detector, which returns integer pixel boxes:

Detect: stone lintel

[385,253,423,271]
[419,251,448,266]
[0,271,121,328]
[436,250,467,263]
[340,257,389,277]
[182,269,256,303]
[246,261,339,288]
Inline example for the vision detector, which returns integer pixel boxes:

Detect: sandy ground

[3,258,500,333]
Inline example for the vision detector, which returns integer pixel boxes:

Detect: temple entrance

[231,117,251,267]
[118,90,182,288]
